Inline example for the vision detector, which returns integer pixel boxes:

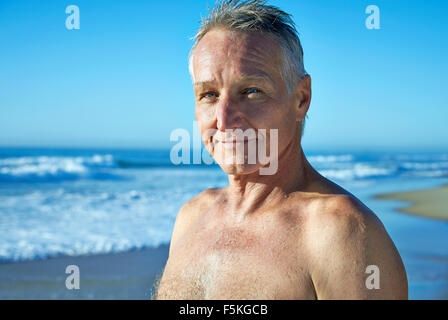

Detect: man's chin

[217,161,261,176]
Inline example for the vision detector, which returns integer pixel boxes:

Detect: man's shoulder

[295,193,407,299]
[168,188,223,255]
[308,193,378,226]
[175,188,223,226]
[283,191,388,258]
[299,193,384,248]
[180,188,222,214]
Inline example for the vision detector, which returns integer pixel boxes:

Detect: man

[156,0,407,299]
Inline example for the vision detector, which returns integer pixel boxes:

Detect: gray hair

[188,0,308,136]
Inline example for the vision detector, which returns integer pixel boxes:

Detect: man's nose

[216,94,242,131]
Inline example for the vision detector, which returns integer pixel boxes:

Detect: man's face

[192,28,301,175]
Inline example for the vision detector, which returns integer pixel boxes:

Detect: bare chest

[156,223,315,300]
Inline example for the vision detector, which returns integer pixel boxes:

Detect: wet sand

[0,244,169,299]
[375,183,448,221]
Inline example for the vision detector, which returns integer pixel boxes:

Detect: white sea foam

[308,154,354,163]
[0,188,181,262]
[0,166,227,262]
[320,163,394,181]
[0,155,115,182]
[401,162,448,170]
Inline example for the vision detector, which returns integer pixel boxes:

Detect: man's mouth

[217,137,257,144]
[213,138,256,151]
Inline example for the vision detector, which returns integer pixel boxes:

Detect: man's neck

[225,139,313,219]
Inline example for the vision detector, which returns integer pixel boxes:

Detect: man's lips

[215,137,257,144]
[213,137,258,149]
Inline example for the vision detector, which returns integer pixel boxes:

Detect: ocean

[0,147,447,299]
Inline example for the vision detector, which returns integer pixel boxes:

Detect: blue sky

[0,0,447,151]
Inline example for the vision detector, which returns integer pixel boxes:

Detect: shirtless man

[156,0,407,299]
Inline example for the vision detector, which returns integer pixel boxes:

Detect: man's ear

[293,74,311,122]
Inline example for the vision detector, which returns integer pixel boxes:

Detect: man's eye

[202,92,217,99]
[245,88,261,95]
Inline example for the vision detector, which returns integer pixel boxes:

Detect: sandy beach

[375,183,448,221]
[0,244,169,299]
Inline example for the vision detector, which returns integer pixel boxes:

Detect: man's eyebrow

[194,74,274,88]
[240,74,274,85]
[193,80,216,88]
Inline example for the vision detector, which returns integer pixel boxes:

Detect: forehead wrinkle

[193,31,283,89]
[227,39,283,85]
[225,42,280,74]
[238,74,275,87]
[194,49,279,86]
[195,30,278,65]
[194,71,274,88]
